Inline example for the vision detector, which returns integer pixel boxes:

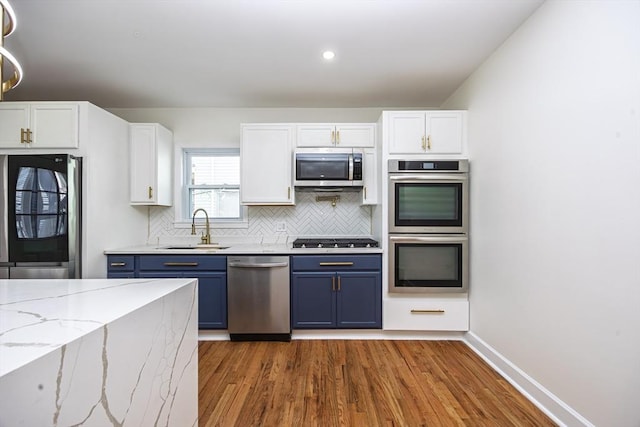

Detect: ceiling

[2,0,544,109]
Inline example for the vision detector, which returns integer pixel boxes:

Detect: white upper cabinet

[0,102,79,149]
[130,123,173,206]
[241,124,295,205]
[386,111,466,155]
[296,123,375,147]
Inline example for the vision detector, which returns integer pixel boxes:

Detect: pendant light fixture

[0,0,23,101]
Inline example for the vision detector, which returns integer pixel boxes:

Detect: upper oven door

[389,172,468,233]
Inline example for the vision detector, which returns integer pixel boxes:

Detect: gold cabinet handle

[411,309,445,314]
[319,262,354,266]
[337,275,341,291]
[287,186,291,199]
[148,186,153,199]
[20,128,33,144]
[332,276,336,291]
[427,135,432,150]
[421,135,426,151]
[110,262,126,267]
[163,262,199,267]
[336,130,340,145]
[331,130,335,144]
[363,187,367,200]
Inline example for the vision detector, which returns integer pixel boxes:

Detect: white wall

[443,1,640,426]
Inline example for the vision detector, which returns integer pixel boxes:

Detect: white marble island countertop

[0,278,198,426]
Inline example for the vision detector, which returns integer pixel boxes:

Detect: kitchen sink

[163,244,229,250]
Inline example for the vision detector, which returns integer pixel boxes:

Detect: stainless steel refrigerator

[0,154,82,279]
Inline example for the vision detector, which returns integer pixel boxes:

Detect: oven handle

[389,235,468,244]
[389,174,467,181]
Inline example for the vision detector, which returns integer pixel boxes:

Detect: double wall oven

[388,159,469,293]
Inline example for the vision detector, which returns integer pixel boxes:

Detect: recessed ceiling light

[322,50,336,61]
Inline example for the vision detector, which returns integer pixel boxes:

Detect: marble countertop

[0,278,197,378]
[104,242,383,255]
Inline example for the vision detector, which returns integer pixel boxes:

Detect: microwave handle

[348,153,354,181]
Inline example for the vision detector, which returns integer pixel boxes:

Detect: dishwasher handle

[228,261,289,268]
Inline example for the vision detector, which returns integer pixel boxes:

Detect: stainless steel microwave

[388,159,469,233]
[294,148,363,189]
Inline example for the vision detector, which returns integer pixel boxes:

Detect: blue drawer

[107,255,135,272]
[138,255,226,271]
[291,255,381,271]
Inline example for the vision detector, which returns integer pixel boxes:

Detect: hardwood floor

[198,340,556,426]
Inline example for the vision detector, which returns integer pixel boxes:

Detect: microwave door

[296,153,350,181]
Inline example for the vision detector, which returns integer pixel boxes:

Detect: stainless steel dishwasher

[227,256,291,341]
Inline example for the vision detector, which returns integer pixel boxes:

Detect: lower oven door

[388,234,468,293]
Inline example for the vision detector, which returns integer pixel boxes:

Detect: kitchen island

[0,278,198,426]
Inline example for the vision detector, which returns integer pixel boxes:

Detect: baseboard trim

[463,331,594,427]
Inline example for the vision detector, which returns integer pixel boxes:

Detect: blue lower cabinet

[139,271,227,329]
[123,255,228,330]
[291,255,382,329]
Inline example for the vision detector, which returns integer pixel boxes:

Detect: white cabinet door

[387,111,465,155]
[425,111,464,154]
[0,103,29,147]
[335,124,375,147]
[130,123,173,206]
[296,124,334,147]
[241,124,294,205]
[0,102,79,148]
[361,148,378,205]
[296,123,375,147]
[387,111,427,154]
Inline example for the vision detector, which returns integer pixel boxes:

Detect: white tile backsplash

[147,191,372,242]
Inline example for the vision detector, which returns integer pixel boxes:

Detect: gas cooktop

[292,238,379,249]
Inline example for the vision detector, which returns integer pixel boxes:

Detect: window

[183,149,245,224]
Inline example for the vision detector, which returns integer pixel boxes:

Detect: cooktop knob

[317,243,322,248]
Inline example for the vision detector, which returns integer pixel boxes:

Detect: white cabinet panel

[241,124,294,205]
[361,148,378,205]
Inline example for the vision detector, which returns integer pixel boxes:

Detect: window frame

[178,148,248,229]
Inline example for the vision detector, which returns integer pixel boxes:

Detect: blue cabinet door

[139,271,227,329]
[196,272,227,329]
[336,271,382,328]
[291,272,336,328]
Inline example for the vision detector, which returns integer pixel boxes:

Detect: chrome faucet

[191,208,211,244]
